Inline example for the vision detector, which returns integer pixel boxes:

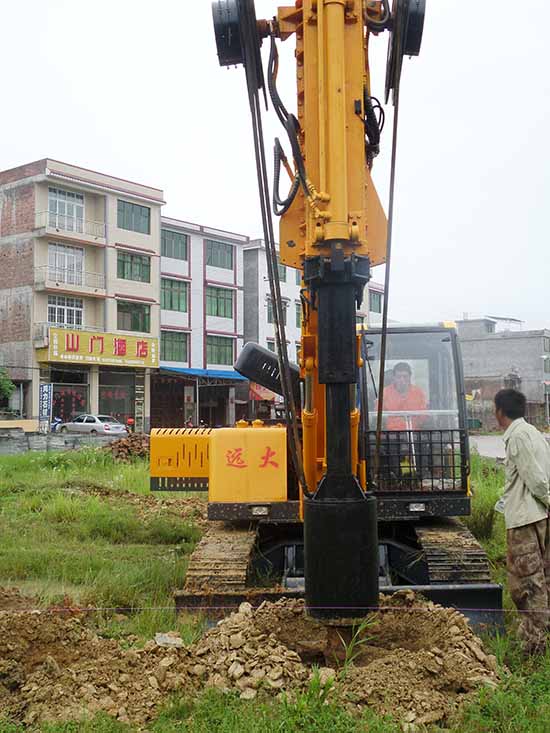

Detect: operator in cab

[494,388,550,656]
[382,362,428,430]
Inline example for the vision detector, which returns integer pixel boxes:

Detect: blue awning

[160,366,247,381]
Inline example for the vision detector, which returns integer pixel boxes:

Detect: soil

[0,590,500,730]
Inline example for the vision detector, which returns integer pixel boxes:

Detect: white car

[58,414,128,436]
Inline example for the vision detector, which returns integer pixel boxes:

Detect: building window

[544,337,550,352]
[296,343,301,361]
[117,251,151,282]
[206,286,233,318]
[295,301,301,328]
[545,359,550,375]
[47,295,83,327]
[161,229,188,260]
[356,314,366,325]
[161,331,188,362]
[267,340,276,353]
[369,290,383,314]
[207,335,234,365]
[117,300,151,332]
[48,243,84,284]
[206,239,233,270]
[296,269,301,286]
[278,258,286,282]
[117,200,151,234]
[267,299,287,325]
[48,187,84,233]
[161,278,188,312]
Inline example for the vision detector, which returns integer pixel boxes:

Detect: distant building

[151,217,248,428]
[0,158,163,431]
[456,317,550,428]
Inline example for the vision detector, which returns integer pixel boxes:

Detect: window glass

[48,187,84,233]
[161,331,188,362]
[161,278,188,312]
[267,299,286,325]
[48,243,84,285]
[117,200,151,234]
[73,415,86,423]
[295,269,301,286]
[47,295,83,327]
[117,301,151,332]
[295,301,301,328]
[117,251,150,282]
[206,240,233,269]
[363,331,460,430]
[206,335,234,365]
[85,416,96,423]
[206,286,233,318]
[267,340,276,353]
[369,291,383,314]
[278,258,286,282]
[161,229,188,260]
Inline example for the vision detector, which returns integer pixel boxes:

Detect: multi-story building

[0,159,162,431]
[151,216,248,427]
[457,316,550,427]
[243,239,385,360]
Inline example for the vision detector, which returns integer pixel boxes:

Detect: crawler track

[416,519,492,584]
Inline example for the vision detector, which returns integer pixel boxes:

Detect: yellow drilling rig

[151,0,502,627]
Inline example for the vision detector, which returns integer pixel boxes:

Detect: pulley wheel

[385,0,426,104]
[211,0,265,93]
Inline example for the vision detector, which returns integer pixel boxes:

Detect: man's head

[494,388,526,429]
[393,362,412,394]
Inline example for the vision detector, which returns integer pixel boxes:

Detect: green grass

[0,451,202,637]
[1,450,549,732]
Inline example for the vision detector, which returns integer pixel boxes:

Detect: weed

[336,615,375,675]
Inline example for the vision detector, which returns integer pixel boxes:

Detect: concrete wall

[458,328,547,403]
[243,248,259,344]
[0,428,120,456]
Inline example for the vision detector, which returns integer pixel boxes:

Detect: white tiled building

[152,217,248,427]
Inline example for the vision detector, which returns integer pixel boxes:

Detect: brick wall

[0,159,46,187]
[0,239,34,289]
[0,184,36,237]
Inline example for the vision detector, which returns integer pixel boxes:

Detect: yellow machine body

[151,424,288,508]
[150,428,211,491]
[209,426,287,504]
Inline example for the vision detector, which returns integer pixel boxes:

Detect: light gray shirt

[495,418,550,529]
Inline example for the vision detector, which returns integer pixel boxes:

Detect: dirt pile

[0,592,500,728]
[107,432,150,461]
[0,587,37,612]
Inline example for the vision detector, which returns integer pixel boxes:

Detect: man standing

[495,388,550,654]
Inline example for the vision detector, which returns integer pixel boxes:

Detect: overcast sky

[2,0,549,327]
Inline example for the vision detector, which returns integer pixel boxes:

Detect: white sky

[2,0,549,327]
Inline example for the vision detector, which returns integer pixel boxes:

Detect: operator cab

[359,325,470,520]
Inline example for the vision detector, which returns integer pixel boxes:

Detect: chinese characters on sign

[46,328,158,367]
[225,446,279,469]
[38,383,53,433]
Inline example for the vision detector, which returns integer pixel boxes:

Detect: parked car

[58,414,128,436]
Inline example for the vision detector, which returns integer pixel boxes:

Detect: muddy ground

[0,589,499,730]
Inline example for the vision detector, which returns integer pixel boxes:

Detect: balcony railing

[33,322,103,344]
[35,266,106,290]
[35,211,106,239]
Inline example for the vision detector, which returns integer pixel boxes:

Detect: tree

[0,368,15,404]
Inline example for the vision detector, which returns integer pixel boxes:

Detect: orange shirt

[382,383,427,431]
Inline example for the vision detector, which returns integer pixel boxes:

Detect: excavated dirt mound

[0,587,38,612]
[0,591,499,728]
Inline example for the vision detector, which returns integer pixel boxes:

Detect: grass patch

[0,451,201,615]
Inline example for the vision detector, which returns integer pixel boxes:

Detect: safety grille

[365,429,468,493]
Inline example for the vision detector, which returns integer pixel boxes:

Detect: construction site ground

[0,446,547,732]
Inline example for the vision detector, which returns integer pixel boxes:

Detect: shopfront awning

[160,366,247,382]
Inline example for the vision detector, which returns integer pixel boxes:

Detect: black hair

[494,388,526,420]
[393,362,412,376]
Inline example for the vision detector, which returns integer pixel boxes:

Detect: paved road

[469,435,505,460]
